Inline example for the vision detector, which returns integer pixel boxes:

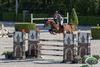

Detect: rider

[54,11,64,28]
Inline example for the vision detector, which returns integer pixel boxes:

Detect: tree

[70,8,79,25]
[88,0,100,15]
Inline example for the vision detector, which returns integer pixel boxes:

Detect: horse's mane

[47,19,56,24]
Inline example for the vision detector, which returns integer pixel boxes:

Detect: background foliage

[0,0,100,16]
[0,0,100,26]
[91,27,100,39]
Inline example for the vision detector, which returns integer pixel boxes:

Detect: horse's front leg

[49,29,53,34]
[49,29,56,35]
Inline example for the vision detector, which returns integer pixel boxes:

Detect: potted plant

[2,51,13,59]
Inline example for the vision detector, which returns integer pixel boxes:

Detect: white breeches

[60,19,63,25]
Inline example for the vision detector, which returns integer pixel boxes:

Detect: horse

[44,19,75,34]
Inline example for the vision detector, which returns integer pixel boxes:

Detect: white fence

[31,13,69,23]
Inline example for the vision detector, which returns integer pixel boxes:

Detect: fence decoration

[77,32,91,62]
[13,31,25,59]
[28,31,40,58]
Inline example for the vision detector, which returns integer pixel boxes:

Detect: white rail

[31,13,69,23]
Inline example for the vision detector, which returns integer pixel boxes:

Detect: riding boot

[60,24,64,29]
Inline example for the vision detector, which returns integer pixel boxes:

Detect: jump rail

[31,13,69,23]
[38,44,63,47]
[40,39,63,42]
[41,54,63,56]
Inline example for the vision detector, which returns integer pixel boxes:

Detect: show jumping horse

[44,19,75,34]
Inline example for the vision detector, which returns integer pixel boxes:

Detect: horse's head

[44,19,59,30]
[44,19,54,28]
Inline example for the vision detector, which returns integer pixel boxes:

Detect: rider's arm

[58,14,63,21]
[54,14,58,20]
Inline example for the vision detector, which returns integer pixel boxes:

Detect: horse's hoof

[52,32,56,35]
[53,33,56,35]
[49,32,56,35]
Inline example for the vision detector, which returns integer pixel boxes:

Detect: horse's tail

[64,24,73,33]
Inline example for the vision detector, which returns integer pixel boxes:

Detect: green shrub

[2,51,13,59]
[80,65,89,67]
[15,23,36,33]
[2,12,50,22]
[82,55,91,63]
[79,16,100,26]
[92,55,100,60]
[2,12,100,26]
[85,56,98,65]
[16,13,23,22]
[16,13,31,22]
[2,12,16,21]
[91,27,100,39]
